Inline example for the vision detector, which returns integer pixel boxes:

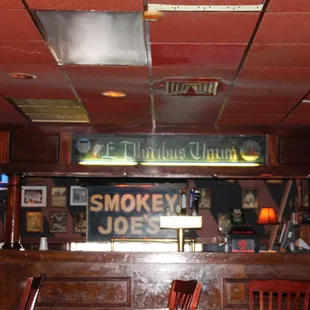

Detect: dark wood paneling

[38,277,131,307]
[0,132,9,164]
[223,279,248,308]
[10,133,59,162]
[0,251,310,309]
[280,137,310,164]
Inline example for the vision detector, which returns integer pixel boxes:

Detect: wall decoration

[87,186,179,241]
[218,213,231,235]
[26,212,43,232]
[49,211,67,233]
[74,212,87,233]
[21,186,47,207]
[70,186,87,206]
[242,188,259,209]
[51,187,67,207]
[198,188,211,209]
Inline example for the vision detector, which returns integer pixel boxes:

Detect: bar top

[0,250,309,265]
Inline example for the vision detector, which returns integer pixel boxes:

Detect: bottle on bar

[192,190,201,216]
[189,188,195,215]
[180,189,187,215]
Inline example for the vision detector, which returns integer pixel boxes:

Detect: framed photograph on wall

[26,211,43,232]
[70,186,87,206]
[21,186,47,207]
[51,187,67,208]
[49,211,67,233]
[242,188,259,209]
[198,188,212,209]
[74,212,87,233]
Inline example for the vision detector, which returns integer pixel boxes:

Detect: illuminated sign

[87,186,181,241]
[72,134,265,166]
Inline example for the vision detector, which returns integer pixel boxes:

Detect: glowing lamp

[257,207,277,225]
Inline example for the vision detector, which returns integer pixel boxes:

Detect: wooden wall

[0,251,310,310]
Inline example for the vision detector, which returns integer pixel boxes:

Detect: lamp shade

[257,207,277,225]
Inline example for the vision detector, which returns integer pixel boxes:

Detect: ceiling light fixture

[10,73,36,80]
[143,10,163,22]
[102,91,127,98]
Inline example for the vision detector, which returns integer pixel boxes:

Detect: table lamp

[160,216,202,252]
[257,207,277,241]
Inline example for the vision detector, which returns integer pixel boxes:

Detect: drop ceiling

[0,0,310,134]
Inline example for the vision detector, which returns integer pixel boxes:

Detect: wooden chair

[19,273,46,310]
[249,279,310,310]
[168,279,202,310]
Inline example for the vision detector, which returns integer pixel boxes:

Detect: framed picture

[74,212,87,233]
[51,187,67,208]
[198,188,211,209]
[70,186,87,206]
[21,186,47,207]
[49,211,67,233]
[26,212,43,232]
[218,213,232,235]
[242,188,259,209]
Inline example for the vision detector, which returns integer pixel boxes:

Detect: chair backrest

[249,279,310,310]
[19,273,46,310]
[168,279,202,310]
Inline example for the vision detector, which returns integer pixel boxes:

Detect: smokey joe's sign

[72,134,266,166]
[87,186,179,241]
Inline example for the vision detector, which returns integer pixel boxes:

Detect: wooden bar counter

[0,251,309,309]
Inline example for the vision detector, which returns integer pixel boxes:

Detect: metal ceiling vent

[10,98,89,123]
[164,79,219,96]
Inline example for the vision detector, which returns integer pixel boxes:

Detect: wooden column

[0,132,9,164]
[2,174,23,250]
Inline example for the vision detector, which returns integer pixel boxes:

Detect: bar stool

[19,273,46,310]
[249,279,310,310]
[168,279,202,310]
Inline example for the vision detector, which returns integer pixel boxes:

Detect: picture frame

[198,188,211,209]
[26,211,43,232]
[21,186,47,207]
[70,186,88,206]
[242,188,259,209]
[49,211,67,233]
[74,212,87,233]
[51,187,67,208]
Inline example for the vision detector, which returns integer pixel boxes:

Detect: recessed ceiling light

[10,73,36,80]
[102,91,127,98]
[143,10,163,22]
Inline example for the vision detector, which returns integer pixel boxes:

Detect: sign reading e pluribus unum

[72,134,266,166]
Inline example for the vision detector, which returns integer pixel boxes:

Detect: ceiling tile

[0,41,57,64]
[0,10,42,41]
[25,0,143,11]
[83,99,151,125]
[154,94,225,125]
[255,13,310,43]
[150,13,259,43]
[230,86,305,103]
[152,67,237,84]
[245,44,310,67]
[281,115,310,126]
[0,64,75,98]
[0,96,27,124]
[152,44,246,67]
[290,102,310,115]
[231,68,310,103]
[268,0,310,12]
[149,0,261,3]
[224,102,294,114]
[217,113,285,125]
[0,0,24,9]
[37,11,146,66]
[63,66,150,98]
